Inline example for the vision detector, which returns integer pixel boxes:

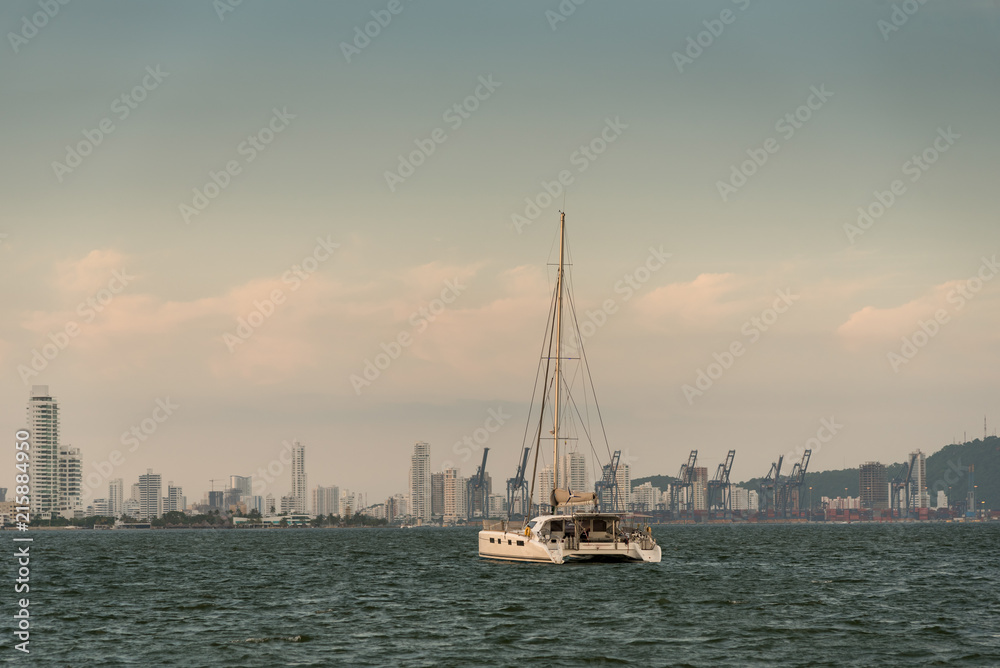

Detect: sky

[2,0,998,505]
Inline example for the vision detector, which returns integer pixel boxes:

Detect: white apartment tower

[911,450,929,509]
[290,441,307,514]
[561,451,588,492]
[443,468,467,524]
[312,485,340,516]
[57,445,83,518]
[165,483,185,514]
[26,385,59,518]
[108,478,125,517]
[138,469,162,520]
[539,466,554,511]
[409,441,431,522]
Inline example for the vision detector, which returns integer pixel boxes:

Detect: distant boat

[478,212,661,564]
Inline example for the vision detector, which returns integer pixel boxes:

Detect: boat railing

[482,519,506,532]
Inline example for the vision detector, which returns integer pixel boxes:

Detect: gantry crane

[889,452,918,518]
[467,448,490,519]
[506,447,530,518]
[759,456,783,516]
[780,449,811,518]
[595,450,622,512]
[672,450,698,515]
[708,450,736,516]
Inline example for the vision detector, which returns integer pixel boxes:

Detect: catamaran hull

[478,530,661,564]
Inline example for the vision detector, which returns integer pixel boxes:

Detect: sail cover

[551,488,598,507]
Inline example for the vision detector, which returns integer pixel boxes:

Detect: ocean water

[7,523,999,666]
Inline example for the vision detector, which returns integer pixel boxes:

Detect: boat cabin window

[541,520,575,538]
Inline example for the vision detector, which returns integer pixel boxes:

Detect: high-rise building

[208,490,224,509]
[123,498,140,518]
[539,466,554,511]
[89,499,109,516]
[443,468,467,523]
[488,494,505,517]
[264,493,276,515]
[138,469,162,520]
[692,466,708,511]
[911,450,929,508]
[616,463,632,511]
[312,485,340,516]
[230,475,252,497]
[631,482,660,512]
[290,441,307,514]
[562,451,587,492]
[131,483,141,502]
[731,487,759,511]
[431,472,445,518]
[108,478,124,517]
[340,489,356,516]
[935,490,947,508]
[57,445,83,518]
[386,494,408,521]
[26,385,59,518]
[409,442,431,522]
[165,483,185,514]
[859,462,888,510]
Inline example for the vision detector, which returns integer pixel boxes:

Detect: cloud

[835,281,961,346]
[52,249,133,295]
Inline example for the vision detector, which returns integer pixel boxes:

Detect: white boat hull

[479,515,661,564]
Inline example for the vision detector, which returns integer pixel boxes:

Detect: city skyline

[12,382,996,514]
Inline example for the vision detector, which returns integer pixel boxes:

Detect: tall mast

[553,211,565,505]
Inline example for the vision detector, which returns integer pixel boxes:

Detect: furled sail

[550,488,598,507]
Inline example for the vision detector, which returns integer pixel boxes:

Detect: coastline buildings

[859,462,889,510]
[409,441,431,523]
[291,441,307,514]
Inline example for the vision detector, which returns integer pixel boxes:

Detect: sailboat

[478,212,661,564]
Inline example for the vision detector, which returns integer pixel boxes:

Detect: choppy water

[5,523,999,666]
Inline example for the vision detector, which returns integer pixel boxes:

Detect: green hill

[630,474,678,490]
[925,437,999,510]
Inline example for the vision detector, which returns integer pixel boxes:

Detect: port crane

[889,452,918,518]
[467,448,490,519]
[707,450,736,516]
[759,456,783,516]
[780,449,811,518]
[672,450,698,516]
[506,447,530,518]
[595,449,622,512]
